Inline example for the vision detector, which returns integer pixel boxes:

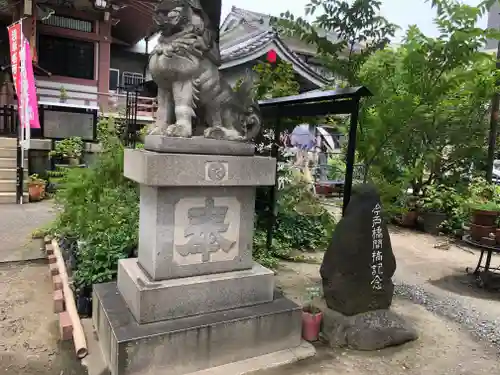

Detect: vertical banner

[8,19,40,204]
[8,21,24,204]
[23,37,40,129]
[7,22,21,96]
[7,21,40,130]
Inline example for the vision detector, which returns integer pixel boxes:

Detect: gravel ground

[394,282,500,351]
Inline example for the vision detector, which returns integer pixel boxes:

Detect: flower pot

[421,211,447,235]
[470,223,494,242]
[481,236,496,246]
[28,183,45,202]
[472,209,498,227]
[302,310,323,342]
[68,157,80,166]
[76,287,93,317]
[401,211,418,228]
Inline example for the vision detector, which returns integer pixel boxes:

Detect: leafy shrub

[254,165,336,266]
[49,136,84,159]
[327,156,346,180]
[50,116,139,291]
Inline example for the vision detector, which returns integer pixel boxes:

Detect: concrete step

[0,168,28,180]
[0,192,28,204]
[0,180,27,193]
[0,158,27,168]
[0,180,15,192]
[0,148,17,158]
[0,137,17,149]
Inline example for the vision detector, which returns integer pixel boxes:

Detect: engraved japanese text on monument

[175,197,237,263]
[371,203,384,291]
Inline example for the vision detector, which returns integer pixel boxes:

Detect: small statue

[148,0,262,141]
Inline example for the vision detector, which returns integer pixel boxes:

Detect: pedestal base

[93,282,312,375]
[117,258,274,323]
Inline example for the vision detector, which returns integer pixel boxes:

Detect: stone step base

[93,282,306,375]
[184,341,315,375]
[117,258,274,324]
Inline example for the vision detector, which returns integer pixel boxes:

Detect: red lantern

[267,49,277,64]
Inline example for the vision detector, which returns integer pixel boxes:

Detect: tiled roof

[221,29,275,61]
[220,28,330,87]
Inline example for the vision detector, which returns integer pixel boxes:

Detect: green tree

[235,60,300,100]
[274,0,397,85]
[357,0,500,195]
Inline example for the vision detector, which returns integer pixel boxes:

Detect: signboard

[43,110,95,140]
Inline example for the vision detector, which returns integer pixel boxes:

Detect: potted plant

[27,174,46,202]
[468,201,499,242]
[59,86,68,103]
[418,185,449,235]
[49,137,84,165]
[469,201,500,227]
[400,195,419,228]
[302,286,323,342]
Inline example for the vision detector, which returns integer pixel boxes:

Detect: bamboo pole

[51,239,88,359]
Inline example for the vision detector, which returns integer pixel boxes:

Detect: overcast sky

[221,0,489,41]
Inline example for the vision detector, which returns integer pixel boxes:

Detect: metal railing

[0,85,158,118]
[0,105,19,137]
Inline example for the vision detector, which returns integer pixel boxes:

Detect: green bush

[327,156,346,180]
[50,116,139,291]
[253,166,336,266]
[49,136,84,159]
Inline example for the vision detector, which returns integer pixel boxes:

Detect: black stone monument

[319,183,417,350]
[320,183,396,315]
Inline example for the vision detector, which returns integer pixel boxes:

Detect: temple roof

[220,25,329,87]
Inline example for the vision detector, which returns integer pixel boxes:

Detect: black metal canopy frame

[257,86,373,250]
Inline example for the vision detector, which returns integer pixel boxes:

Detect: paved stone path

[0,200,56,263]
[0,200,87,375]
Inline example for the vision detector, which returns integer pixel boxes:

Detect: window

[122,71,144,89]
[109,69,119,91]
[38,35,95,80]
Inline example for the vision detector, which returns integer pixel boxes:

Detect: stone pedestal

[94,136,315,375]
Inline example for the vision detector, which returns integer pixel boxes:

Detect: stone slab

[124,149,276,187]
[185,341,316,375]
[144,135,256,156]
[93,282,303,375]
[138,186,255,280]
[117,258,275,324]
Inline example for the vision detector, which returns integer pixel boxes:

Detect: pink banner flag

[23,38,40,129]
[7,22,40,129]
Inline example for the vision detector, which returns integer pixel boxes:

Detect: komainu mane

[148,0,262,141]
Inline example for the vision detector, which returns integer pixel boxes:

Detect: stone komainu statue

[149,0,262,141]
